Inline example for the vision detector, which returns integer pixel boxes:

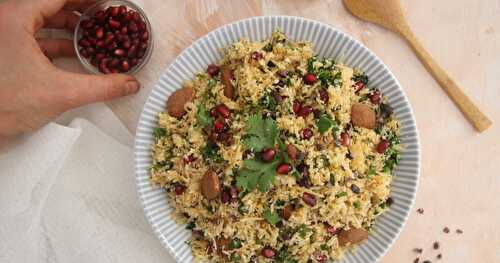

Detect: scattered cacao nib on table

[442,227,450,233]
[417,208,424,214]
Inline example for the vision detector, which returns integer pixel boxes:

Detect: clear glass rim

[73,0,154,75]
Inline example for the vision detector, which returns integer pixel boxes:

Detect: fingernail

[125,80,140,94]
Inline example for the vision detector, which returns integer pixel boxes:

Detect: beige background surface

[50,0,500,262]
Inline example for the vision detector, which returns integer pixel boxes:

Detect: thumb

[56,72,140,109]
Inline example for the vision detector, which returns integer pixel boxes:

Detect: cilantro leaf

[236,158,280,192]
[153,127,166,138]
[317,115,334,134]
[242,114,278,152]
[263,209,280,226]
[201,143,223,163]
[352,72,369,85]
[196,105,213,127]
[297,224,311,238]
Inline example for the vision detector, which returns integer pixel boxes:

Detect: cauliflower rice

[150,30,401,263]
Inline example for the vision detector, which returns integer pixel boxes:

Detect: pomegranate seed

[183,154,195,164]
[319,88,329,103]
[251,51,263,60]
[127,45,137,58]
[220,190,230,204]
[121,59,130,71]
[340,132,351,146]
[207,64,220,76]
[131,11,141,21]
[303,73,317,85]
[272,90,283,103]
[114,49,125,57]
[132,38,140,45]
[95,53,105,62]
[109,6,119,17]
[215,104,230,119]
[276,163,291,174]
[286,144,297,160]
[376,139,390,154]
[261,148,276,162]
[213,119,225,133]
[298,175,311,188]
[108,19,121,29]
[141,31,149,41]
[230,186,238,201]
[85,47,95,55]
[80,48,90,58]
[261,247,276,258]
[95,10,105,21]
[277,70,288,78]
[325,224,338,235]
[128,21,139,32]
[109,58,119,68]
[106,42,117,51]
[210,107,218,118]
[174,184,186,195]
[78,38,91,47]
[302,192,316,206]
[81,19,94,29]
[139,41,148,50]
[103,34,114,45]
[122,40,131,49]
[137,50,145,59]
[370,89,381,104]
[120,26,128,34]
[138,21,146,32]
[130,58,139,66]
[95,40,105,48]
[95,27,104,38]
[118,5,127,16]
[316,254,328,263]
[293,100,302,114]
[353,81,365,92]
[298,105,313,118]
[301,128,313,140]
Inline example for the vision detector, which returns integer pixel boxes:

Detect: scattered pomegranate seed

[370,89,381,104]
[376,139,390,153]
[213,119,225,133]
[261,247,276,258]
[207,64,220,76]
[298,105,313,118]
[353,81,365,92]
[95,27,104,38]
[215,104,230,119]
[251,51,263,60]
[325,224,338,235]
[316,254,328,263]
[302,192,317,206]
[183,154,195,164]
[109,6,119,17]
[303,73,317,85]
[276,163,291,174]
[340,132,351,146]
[319,88,329,103]
[220,190,230,204]
[229,186,238,202]
[301,128,313,140]
[261,148,276,162]
[293,100,302,114]
[174,184,186,195]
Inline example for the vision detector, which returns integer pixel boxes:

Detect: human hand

[0,0,140,139]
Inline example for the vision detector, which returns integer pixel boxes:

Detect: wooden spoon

[343,0,492,132]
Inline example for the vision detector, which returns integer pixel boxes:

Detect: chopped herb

[267,60,277,68]
[238,205,249,214]
[153,127,167,138]
[196,105,213,127]
[263,42,273,52]
[260,93,277,112]
[263,209,280,226]
[335,192,348,198]
[229,238,242,249]
[352,72,369,85]
[330,174,336,186]
[320,244,329,251]
[276,200,286,206]
[297,224,311,238]
[332,71,343,87]
[307,56,317,73]
[317,115,334,134]
[230,254,241,262]
[236,158,280,192]
[201,143,223,163]
[186,221,196,230]
[353,201,361,209]
[367,165,377,176]
[242,114,279,152]
[207,78,217,89]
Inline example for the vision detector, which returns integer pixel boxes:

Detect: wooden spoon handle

[399,27,492,132]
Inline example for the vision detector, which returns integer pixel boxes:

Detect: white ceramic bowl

[134,16,420,263]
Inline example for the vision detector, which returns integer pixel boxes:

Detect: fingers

[56,72,141,109]
[38,39,75,58]
[34,0,96,18]
[44,9,79,30]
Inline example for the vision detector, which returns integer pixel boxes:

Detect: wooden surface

[51,0,500,262]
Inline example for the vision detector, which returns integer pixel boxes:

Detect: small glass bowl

[74,0,153,75]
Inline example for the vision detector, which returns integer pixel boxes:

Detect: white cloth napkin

[0,103,175,263]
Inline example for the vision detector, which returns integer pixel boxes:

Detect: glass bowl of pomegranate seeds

[74,0,153,74]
